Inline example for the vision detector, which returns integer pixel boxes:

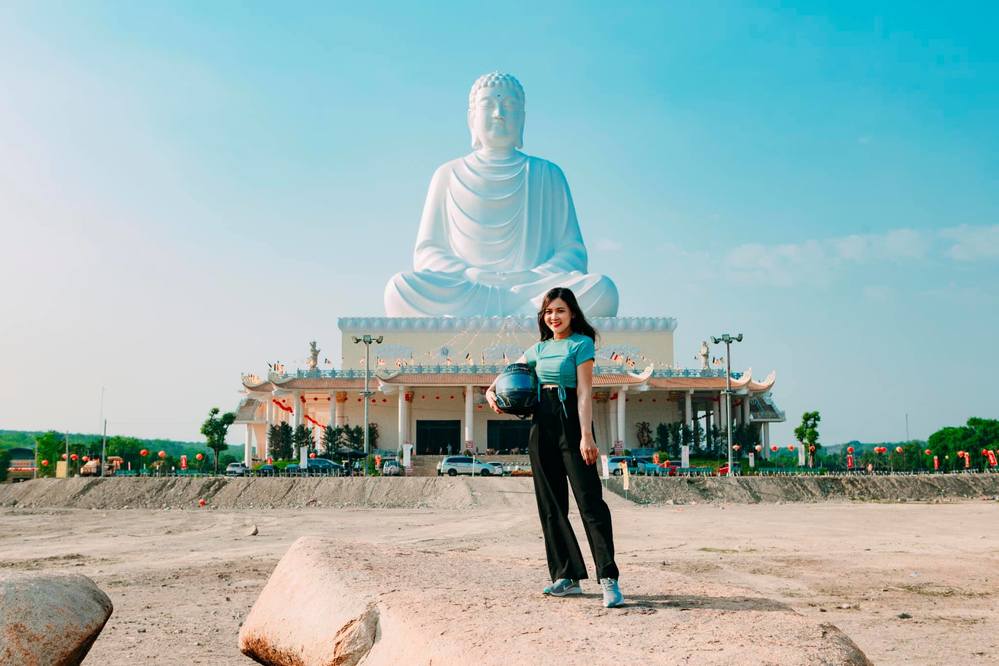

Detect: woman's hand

[485,388,502,414]
[579,432,598,466]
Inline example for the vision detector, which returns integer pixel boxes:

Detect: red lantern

[771,445,778,452]
[41,459,49,467]
[140,449,148,457]
[70,453,79,461]
[808,445,816,453]
[732,444,741,451]
[787,444,795,452]
[924,449,932,456]
[846,446,855,454]
[754,444,762,453]
[82,456,89,462]
[198,498,206,507]
[195,453,204,461]
[158,450,166,459]
[266,457,273,464]
[61,453,67,460]
[895,447,903,454]
[309,452,316,459]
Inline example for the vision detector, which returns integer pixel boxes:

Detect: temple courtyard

[1,481,997,665]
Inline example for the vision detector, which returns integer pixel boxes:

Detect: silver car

[437,456,498,476]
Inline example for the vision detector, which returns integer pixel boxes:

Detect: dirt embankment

[3,474,999,511]
[607,473,999,504]
[0,476,536,511]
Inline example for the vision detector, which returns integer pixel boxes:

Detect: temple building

[232,72,787,467]
[233,316,784,468]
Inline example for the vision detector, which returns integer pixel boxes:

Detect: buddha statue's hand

[464,267,537,287]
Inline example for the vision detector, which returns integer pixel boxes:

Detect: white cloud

[939,225,999,261]
[661,224,994,289]
[593,238,623,252]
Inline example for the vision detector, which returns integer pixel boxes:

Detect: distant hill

[824,440,927,455]
[0,429,243,458]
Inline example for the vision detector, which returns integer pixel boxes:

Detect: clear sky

[1,2,996,445]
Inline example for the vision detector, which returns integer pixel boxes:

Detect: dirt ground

[1,479,997,665]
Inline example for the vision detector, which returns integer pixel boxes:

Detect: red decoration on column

[847,454,854,469]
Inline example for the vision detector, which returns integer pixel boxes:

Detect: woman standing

[486,287,623,608]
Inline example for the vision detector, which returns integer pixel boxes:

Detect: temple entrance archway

[487,420,532,453]
[416,420,461,455]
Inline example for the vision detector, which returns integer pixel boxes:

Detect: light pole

[711,333,743,477]
[352,335,383,473]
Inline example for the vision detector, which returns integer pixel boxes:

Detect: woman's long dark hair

[537,287,599,343]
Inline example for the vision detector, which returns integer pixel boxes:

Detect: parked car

[382,459,402,476]
[284,463,302,476]
[438,456,498,476]
[255,464,276,477]
[487,462,506,476]
[225,462,250,477]
[305,458,345,476]
[608,456,638,476]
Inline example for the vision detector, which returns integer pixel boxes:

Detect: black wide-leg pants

[528,387,620,582]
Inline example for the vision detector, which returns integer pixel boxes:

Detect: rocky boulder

[0,571,113,666]
[239,538,381,666]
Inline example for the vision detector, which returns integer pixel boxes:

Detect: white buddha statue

[384,73,619,317]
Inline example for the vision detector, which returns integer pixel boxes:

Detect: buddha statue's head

[467,72,525,153]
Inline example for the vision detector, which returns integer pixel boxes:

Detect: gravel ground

[1,480,997,664]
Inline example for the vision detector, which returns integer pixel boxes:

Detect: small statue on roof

[697,340,710,370]
[307,341,320,371]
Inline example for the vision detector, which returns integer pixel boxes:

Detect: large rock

[239,538,381,666]
[0,571,113,665]
[240,536,871,666]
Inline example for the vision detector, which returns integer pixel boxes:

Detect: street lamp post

[711,333,743,477]
[352,335,383,474]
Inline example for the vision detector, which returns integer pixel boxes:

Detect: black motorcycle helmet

[493,363,538,417]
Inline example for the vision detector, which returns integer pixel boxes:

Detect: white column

[464,385,474,453]
[244,425,253,465]
[617,386,628,450]
[742,393,751,425]
[398,386,409,451]
[608,396,617,452]
[328,393,336,428]
[335,392,346,427]
[295,391,307,465]
[684,390,693,430]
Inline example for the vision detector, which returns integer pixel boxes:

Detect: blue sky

[1,2,996,445]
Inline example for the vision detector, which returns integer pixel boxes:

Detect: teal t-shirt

[524,334,595,388]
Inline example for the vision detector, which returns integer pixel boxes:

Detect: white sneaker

[543,578,582,596]
[600,578,624,608]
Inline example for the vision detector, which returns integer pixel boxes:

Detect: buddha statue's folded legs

[384,269,618,317]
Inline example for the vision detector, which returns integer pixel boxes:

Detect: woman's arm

[485,353,527,413]
[576,359,597,465]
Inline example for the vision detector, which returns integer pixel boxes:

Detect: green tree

[34,431,65,478]
[106,436,144,472]
[293,424,314,458]
[0,448,10,482]
[635,422,653,447]
[200,407,236,474]
[268,422,294,460]
[322,425,351,456]
[794,411,821,465]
